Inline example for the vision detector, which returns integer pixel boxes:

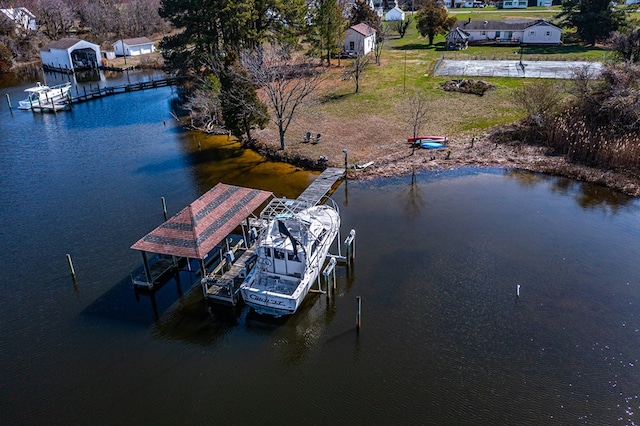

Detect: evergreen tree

[306,0,346,65]
[349,0,383,37]
[415,0,455,46]
[559,0,626,46]
[159,0,308,76]
[219,51,269,141]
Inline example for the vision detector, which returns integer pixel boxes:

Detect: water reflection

[506,169,635,211]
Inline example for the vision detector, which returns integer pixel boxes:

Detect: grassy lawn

[253,8,612,169]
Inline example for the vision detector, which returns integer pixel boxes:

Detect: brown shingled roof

[350,23,376,36]
[131,183,272,259]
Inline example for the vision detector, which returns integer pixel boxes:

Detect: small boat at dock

[408,136,448,149]
[240,197,341,317]
[18,82,72,110]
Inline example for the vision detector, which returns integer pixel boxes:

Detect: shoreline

[246,131,640,197]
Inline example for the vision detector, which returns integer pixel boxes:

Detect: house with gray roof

[40,38,101,72]
[113,37,155,57]
[452,19,561,45]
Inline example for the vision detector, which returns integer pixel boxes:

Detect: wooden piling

[66,253,76,278]
[161,196,168,221]
[6,93,11,109]
[356,296,361,331]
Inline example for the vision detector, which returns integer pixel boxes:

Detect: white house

[344,23,377,56]
[625,0,639,4]
[113,37,155,57]
[453,19,561,45]
[40,38,102,72]
[496,0,527,8]
[385,6,405,21]
[0,7,36,31]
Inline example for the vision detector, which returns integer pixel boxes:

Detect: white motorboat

[18,82,72,110]
[240,198,341,317]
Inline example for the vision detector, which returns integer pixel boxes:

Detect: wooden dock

[27,78,178,113]
[203,248,257,305]
[68,78,177,104]
[297,167,345,206]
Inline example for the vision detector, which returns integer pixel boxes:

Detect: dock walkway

[297,168,345,206]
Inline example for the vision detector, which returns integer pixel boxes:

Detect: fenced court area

[434,59,603,79]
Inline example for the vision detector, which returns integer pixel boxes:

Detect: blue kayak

[421,141,446,149]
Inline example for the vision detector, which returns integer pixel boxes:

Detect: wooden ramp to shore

[297,167,345,206]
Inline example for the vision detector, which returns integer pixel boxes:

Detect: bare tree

[242,44,325,150]
[34,0,75,38]
[391,16,412,38]
[345,50,371,93]
[512,80,563,125]
[373,34,385,65]
[404,92,429,154]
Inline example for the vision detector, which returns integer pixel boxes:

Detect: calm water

[1,72,640,425]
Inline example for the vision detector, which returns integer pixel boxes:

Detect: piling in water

[66,253,76,278]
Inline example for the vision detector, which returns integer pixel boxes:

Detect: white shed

[40,38,101,72]
[113,37,155,57]
[344,23,377,56]
[385,6,405,21]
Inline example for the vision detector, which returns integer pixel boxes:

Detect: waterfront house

[385,6,405,21]
[344,23,377,56]
[113,37,155,57]
[40,38,101,72]
[452,19,561,45]
[0,7,36,31]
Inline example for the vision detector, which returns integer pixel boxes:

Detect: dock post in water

[342,149,348,175]
[356,296,361,331]
[161,197,168,221]
[6,93,11,109]
[344,229,356,266]
[66,253,76,279]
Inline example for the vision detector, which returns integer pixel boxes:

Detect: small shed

[113,37,155,57]
[40,38,101,72]
[445,27,470,50]
[385,6,405,21]
[344,23,377,56]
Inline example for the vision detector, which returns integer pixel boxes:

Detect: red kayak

[408,136,447,143]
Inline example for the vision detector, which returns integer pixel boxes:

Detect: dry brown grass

[250,63,640,196]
